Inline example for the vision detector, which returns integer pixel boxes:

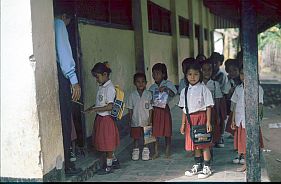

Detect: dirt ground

[261,105,281,182]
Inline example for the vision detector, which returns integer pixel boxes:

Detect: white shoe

[70,151,76,162]
[239,155,245,164]
[232,155,240,164]
[132,148,139,161]
[142,147,150,161]
[185,164,202,176]
[198,165,212,179]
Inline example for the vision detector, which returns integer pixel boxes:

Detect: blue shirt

[54,18,78,85]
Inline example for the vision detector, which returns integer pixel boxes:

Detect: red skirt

[211,108,221,144]
[185,111,212,151]
[152,106,172,137]
[130,127,144,139]
[237,124,264,155]
[92,115,120,152]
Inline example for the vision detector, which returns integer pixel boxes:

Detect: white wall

[1,0,43,178]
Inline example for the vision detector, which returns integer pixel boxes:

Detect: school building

[1,0,281,182]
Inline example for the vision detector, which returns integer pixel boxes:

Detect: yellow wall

[177,0,189,18]
[78,24,136,136]
[179,38,190,80]
[151,0,170,10]
[147,33,176,86]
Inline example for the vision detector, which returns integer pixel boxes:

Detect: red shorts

[130,127,144,139]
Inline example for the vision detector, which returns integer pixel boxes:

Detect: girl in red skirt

[230,66,264,172]
[178,61,214,179]
[84,62,120,175]
[149,63,177,159]
[126,73,153,161]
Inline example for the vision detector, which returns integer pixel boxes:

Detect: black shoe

[112,159,121,169]
[65,167,83,176]
[97,166,113,175]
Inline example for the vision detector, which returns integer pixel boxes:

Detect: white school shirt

[149,80,177,102]
[213,69,229,95]
[95,80,116,116]
[204,80,223,99]
[126,90,153,127]
[231,84,264,128]
[178,78,187,94]
[178,83,214,114]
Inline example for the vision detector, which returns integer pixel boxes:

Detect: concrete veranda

[86,105,270,182]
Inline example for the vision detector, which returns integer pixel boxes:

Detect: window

[148,1,171,34]
[204,28,208,41]
[76,0,132,28]
[179,16,190,37]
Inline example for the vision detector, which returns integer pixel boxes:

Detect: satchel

[184,87,212,145]
[143,126,156,145]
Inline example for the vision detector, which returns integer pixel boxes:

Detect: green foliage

[258,23,281,50]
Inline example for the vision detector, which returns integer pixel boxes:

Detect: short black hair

[210,52,224,65]
[225,59,239,73]
[53,0,74,17]
[185,61,203,82]
[182,58,196,74]
[133,73,147,83]
[152,63,168,80]
[91,62,112,76]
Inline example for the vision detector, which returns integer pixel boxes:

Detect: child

[178,61,214,179]
[196,53,207,62]
[84,62,120,175]
[149,63,177,159]
[201,59,224,147]
[126,73,153,161]
[178,58,196,94]
[230,66,264,172]
[210,52,228,147]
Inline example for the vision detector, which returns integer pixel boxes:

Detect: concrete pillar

[241,0,261,182]
[1,0,64,181]
[170,0,180,84]
[188,0,195,57]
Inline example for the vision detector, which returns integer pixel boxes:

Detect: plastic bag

[143,126,156,145]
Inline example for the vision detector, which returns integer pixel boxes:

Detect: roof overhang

[203,0,281,33]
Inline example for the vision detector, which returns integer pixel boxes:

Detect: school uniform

[204,80,223,144]
[149,80,177,137]
[92,80,120,152]
[126,90,153,139]
[178,83,214,151]
[231,84,264,154]
[213,69,229,95]
[225,77,241,136]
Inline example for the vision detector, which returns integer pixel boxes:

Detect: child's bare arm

[230,102,236,129]
[83,103,113,114]
[180,112,186,135]
[206,107,212,133]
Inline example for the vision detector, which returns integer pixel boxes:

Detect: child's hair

[152,63,168,80]
[91,62,112,76]
[210,52,224,65]
[196,54,207,62]
[182,57,196,74]
[185,61,203,82]
[200,58,213,68]
[225,59,239,73]
[53,0,74,17]
[133,72,147,83]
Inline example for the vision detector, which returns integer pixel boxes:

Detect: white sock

[107,158,113,167]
